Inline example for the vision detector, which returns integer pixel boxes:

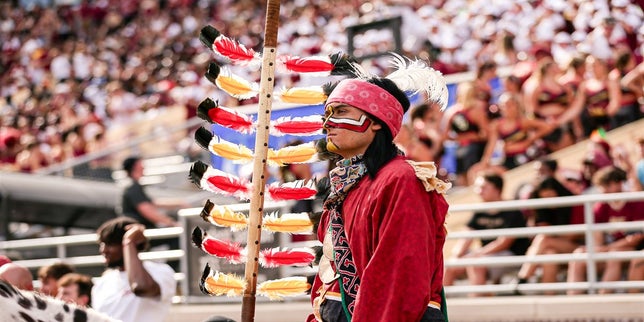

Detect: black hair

[122,157,140,177]
[410,103,431,121]
[530,176,572,199]
[537,157,558,173]
[592,166,627,187]
[481,172,504,192]
[97,217,148,251]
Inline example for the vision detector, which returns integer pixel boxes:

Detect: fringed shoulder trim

[405,160,452,194]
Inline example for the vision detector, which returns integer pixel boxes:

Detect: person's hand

[122,224,147,249]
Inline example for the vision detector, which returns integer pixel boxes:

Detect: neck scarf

[324,155,367,320]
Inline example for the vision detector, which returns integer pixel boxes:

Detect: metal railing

[2,192,644,301]
[445,191,644,296]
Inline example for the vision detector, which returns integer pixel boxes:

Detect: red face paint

[323,114,372,133]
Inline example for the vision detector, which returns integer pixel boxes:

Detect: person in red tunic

[307,75,450,322]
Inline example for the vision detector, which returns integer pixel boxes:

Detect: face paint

[323,114,372,133]
[326,139,340,152]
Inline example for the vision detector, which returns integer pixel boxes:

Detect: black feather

[189,160,208,187]
[205,62,221,85]
[194,126,214,151]
[200,200,215,223]
[199,25,221,49]
[199,263,212,295]
[314,138,340,161]
[310,245,323,266]
[329,52,358,76]
[191,226,204,248]
[197,98,218,123]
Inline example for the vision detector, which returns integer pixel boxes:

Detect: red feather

[270,115,323,136]
[259,247,315,268]
[280,56,334,73]
[213,35,258,64]
[201,236,246,264]
[267,180,317,201]
[200,99,254,133]
[200,166,252,199]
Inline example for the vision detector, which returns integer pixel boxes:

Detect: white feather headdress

[346,53,449,111]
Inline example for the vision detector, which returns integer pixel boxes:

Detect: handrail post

[57,243,66,260]
[583,201,598,294]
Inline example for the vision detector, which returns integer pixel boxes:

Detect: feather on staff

[205,63,259,100]
[267,180,317,201]
[195,127,254,163]
[262,212,313,234]
[278,86,327,105]
[257,277,311,300]
[200,264,247,297]
[270,115,323,137]
[267,141,318,166]
[192,227,246,264]
[279,56,334,74]
[259,247,315,268]
[200,25,260,66]
[189,160,252,199]
[197,98,254,133]
[200,199,249,231]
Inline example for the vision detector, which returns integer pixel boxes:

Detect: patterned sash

[324,156,367,319]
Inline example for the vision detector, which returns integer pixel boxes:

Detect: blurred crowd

[0,0,643,184]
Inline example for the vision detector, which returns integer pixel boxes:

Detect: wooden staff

[242,0,281,321]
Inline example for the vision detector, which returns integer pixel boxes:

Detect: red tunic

[309,157,449,322]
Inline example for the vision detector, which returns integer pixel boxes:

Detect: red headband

[325,79,403,138]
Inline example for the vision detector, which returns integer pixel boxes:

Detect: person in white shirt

[92,217,176,322]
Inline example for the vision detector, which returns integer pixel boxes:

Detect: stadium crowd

[0,0,644,316]
[0,0,642,180]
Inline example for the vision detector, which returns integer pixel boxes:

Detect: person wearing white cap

[551,32,576,67]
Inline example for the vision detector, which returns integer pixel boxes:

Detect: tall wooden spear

[242,0,281,321]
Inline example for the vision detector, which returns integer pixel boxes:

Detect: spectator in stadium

[568,55,614,137]
[442,82,489,186]
[443,172,531,296]
[56,273,93,307]
[526,59,579,153]
[92,217,176,322]
[120,156,181,229]
[472,60,499,119]
[475,92,552,172]
[607,48,642,128]
[635,137,644,191]
[0,263,34,291]
[513,177,585,295]
[37,262,75,297]
[407,102,444,163]
[566,166,644,295]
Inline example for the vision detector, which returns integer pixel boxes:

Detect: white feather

[385,53,449,111]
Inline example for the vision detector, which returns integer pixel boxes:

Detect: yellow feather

[279,87,327,105]
[267,142,317,166]
[207,204,249,231]
[257,276,311,300]
[209,136,254,163]
[263,212,313,234]
[215,71,258,99]
[204,271,247,297]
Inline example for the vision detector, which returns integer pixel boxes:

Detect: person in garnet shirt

[567,166,644,295]
[307,74,450,322]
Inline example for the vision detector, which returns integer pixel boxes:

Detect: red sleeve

[351,168,448,322]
